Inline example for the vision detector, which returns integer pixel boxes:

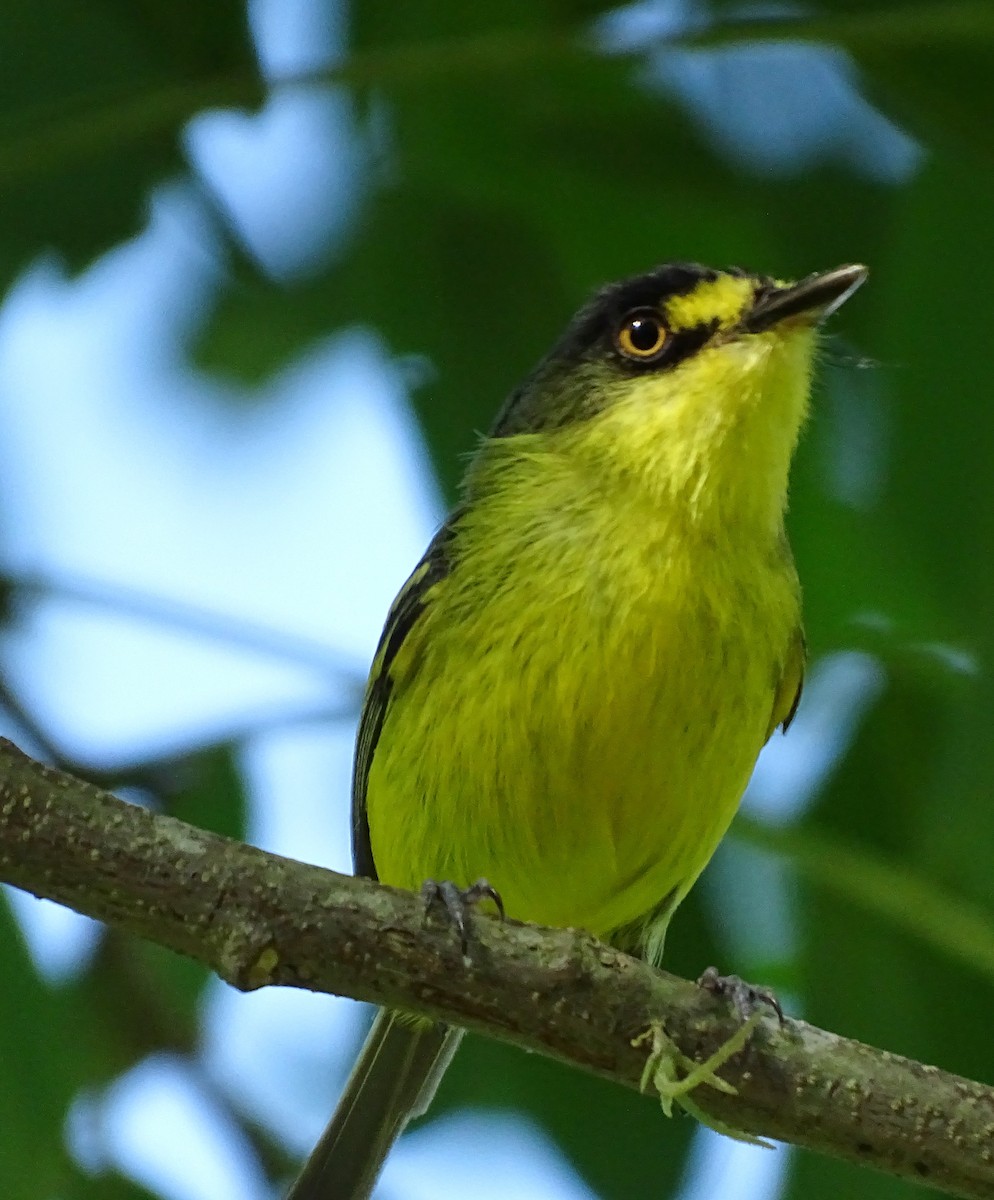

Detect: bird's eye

[615,309,667,360]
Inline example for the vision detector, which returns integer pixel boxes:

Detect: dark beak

[743,264,868,333]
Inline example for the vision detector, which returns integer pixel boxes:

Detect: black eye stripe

[613,318,718,373]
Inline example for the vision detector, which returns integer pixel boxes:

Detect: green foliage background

[2,2,993,1198]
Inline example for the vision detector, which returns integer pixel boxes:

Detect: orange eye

[615,309,667,360]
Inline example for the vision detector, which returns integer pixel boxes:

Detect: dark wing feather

[766,626,806,741]
[351,522,456,879]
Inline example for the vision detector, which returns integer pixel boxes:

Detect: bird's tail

[287,1009,461,1200]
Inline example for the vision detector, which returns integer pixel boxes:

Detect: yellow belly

[364,510,799,952]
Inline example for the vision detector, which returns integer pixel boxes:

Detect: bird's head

[482,262,867,532]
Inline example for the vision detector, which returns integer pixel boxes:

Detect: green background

[1,2,992,1198]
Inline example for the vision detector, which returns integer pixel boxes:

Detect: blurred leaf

[68,1165,161,1200]
[736,811,994,987]
[67,932,205,1074]
[0,0,259,286]
[162,742,248,841]
[348,0,619,53]
[0,893,77,1198]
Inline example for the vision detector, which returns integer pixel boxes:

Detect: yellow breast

[364,448,800,958]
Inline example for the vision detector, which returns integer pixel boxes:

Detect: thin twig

[5,569,367,685]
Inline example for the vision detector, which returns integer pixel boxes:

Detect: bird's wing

[351,522,456,879]
[766,626,805,741]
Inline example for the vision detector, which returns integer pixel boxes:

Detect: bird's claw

[420,877,505,957]
[697,966,784,1025]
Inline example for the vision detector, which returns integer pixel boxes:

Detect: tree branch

[1,737,991,1198]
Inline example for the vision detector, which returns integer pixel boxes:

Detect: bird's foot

[696,966,784,1025]
[634,1018,744,1114]
[420,877,505,958]
[634,969,783,1148]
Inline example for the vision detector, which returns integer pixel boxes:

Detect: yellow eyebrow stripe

[664,275,756,332]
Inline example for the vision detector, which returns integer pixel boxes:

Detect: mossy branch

[0,737,991,1198]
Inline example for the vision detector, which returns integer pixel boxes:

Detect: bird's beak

[743,264,868,333]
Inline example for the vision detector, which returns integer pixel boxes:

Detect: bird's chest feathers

[372,470,799,932]
[460,475,794,705]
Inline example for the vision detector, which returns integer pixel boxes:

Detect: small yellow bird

[288,260,867,1199]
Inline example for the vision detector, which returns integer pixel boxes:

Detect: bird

[287,259,867,1199]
